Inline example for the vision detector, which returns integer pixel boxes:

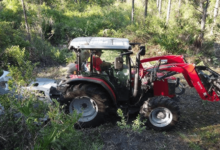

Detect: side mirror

[139,46,145,56]
[114,56,123,70]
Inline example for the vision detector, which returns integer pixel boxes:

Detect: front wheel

[140,96,180,131]
[64,83,110,128]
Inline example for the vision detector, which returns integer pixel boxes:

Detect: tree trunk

[197,0,209,54]
[166,0,171,25]
[157,0,159,8]
[21,0,31,53]
[131,0,134,23]
[178,0,181,15]
[159,0,162,16]
[211,0,219,34]
[200,0,209,39]
[145,0,148,18]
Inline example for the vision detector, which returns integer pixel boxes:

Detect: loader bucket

[195,66,220,100]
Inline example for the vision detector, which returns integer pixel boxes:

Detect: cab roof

[68,37,131,50]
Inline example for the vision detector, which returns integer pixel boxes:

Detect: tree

[131,0,135,23]
[166,0,171,25]
[200,0,209,41]
[21,0,32,57]
[194,0,210,54]
[178,0,181,15]
[211,0,219,34]
[144,0,148,18]
[159,0,162,16]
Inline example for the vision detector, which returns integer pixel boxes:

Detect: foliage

[117,109,130,129]
[0,0,23,27]
[6,46,37,89]
[0,0,219,67]
[0,54,101,149]
[131,114,146,133]
[0,22,29,68]
[49,48,76,64]
[0,49,103,149]
[65,51,77,64]
[0,92,103,149]
[117,109,146,132]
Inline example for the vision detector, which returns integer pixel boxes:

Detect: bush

[0,93,102,150]
[5,46,36,88]
[0,22,29,68]
[0,49,103,149]
[117,109,146,133]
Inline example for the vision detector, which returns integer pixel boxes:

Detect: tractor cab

[68,37,139,102]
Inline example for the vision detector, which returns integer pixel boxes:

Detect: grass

[179,125,220,150]
[36,66,68,79]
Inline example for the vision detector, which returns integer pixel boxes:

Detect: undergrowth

[117,109,146,133]
[0,93,104,150]
[0,46,102,149]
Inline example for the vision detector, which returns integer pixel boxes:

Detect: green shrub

[0,22,29,68]
[6,46,37,88]
[0,93,97,150]
[117,109,130,129]
[117,109,146,133]
[65,51,76,64]
[0,0,23,27]
[0,48,102,149]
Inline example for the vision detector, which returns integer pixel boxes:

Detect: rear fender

[66,76,117,105]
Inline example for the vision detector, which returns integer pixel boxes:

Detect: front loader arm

[157,63,220,101]
[141,55,186,64]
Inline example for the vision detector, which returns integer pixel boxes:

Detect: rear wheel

[140,96,180,131]
[64,83,110,128]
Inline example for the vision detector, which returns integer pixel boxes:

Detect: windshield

[80,49,130,83]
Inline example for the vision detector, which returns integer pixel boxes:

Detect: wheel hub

[149,107,173,127]
[69,96,98,122]
[81,103,87,109]
[157,112,166,119]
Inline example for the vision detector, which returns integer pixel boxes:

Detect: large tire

[140,96,180,131]
[64,83,110,128]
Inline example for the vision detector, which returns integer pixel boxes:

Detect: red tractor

[50,37,220,131]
